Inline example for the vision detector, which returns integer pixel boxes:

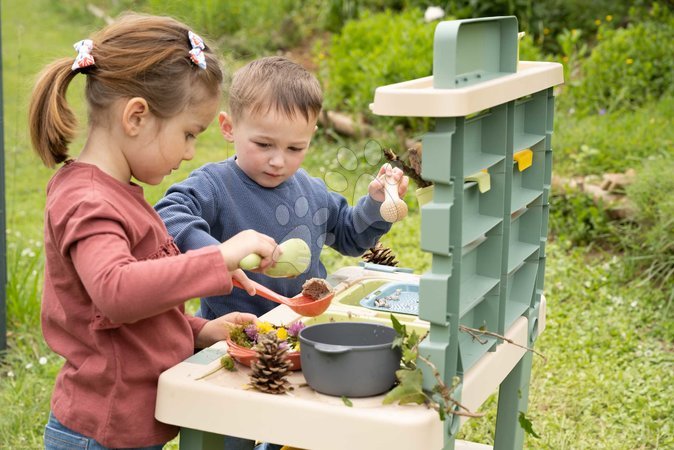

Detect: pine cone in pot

[249,331,293,395]
[363,241,399,267]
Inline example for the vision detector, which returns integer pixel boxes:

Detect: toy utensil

[232,279,333,317]
[239,238,311,278]
[379,171,408,223]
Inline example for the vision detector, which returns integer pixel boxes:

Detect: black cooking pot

[299,322,401,397]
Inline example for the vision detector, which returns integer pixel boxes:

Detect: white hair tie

[187,31,207,70]
[72,39,95,71]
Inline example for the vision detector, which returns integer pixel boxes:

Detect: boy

[155,56,408,321]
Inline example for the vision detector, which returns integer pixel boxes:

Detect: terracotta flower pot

[226,339,302,371]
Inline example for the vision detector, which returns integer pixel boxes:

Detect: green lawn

[1,1,672,449]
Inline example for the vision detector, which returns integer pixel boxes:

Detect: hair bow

[188,31,207,70]
[72,39,95,71]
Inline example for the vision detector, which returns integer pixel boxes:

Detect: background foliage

[1,0,673,449]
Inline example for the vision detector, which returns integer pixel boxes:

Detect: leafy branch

[385,315,547,427]
[383,315,483,419]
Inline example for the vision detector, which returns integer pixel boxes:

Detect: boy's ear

[121,97,151,136]
[218,112,235,142]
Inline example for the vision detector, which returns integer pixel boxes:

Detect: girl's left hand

[368,163,409,203]
[196,311,259,347]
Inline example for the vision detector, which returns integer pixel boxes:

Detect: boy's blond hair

[229,56,322,123]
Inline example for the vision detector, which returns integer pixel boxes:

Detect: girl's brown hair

[29,13,224,167]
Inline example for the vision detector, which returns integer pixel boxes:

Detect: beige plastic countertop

[369,61,563,117]
[155,266,546,450]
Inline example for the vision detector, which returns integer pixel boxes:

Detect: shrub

[619,157,674,295]
[549,189,614,247]
[318,9,436,121]
[571,4,674,116]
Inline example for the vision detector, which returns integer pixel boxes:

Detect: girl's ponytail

[28,58,79,168]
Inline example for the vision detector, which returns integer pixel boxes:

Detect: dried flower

[288,321,305,337]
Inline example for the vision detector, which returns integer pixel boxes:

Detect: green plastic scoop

[239,238,311,278]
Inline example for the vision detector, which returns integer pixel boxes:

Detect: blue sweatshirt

[155,157,391,319]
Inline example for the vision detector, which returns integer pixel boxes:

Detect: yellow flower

[543,27,550,35]
[626,58,634,65]
[257,322,273,334]
[595,19,601,26]
[276,327,288,341]
[606,15,613,22]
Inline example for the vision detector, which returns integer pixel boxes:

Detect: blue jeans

[44,412,166,450]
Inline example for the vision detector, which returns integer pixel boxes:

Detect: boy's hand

[218,230,280,272]
[368,163,409,203]
[195,311,258,348]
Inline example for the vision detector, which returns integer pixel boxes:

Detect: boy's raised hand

[218,230,280,272]
[368,163,409,203]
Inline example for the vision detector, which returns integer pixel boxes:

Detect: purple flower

[288,321,306,337]
[244,323,258,342]
[598,108,607,115]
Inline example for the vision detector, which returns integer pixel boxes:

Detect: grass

[1,1,673,449]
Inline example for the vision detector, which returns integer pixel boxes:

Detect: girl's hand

[218,230,280,272]
[231,269,257,295]
[195,311,259,348]
[368,163,409,203]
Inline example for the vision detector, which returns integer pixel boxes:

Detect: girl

[29,13,277,449]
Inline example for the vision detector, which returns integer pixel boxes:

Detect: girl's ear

[218,111,235,142]
[122,97,151,136]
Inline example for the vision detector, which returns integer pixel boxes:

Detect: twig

[417,354,485,418]
[383,148,432,188]
[459,325,547,363]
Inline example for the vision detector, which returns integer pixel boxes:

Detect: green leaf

[390,314,405,335]
[342,396,353,407]
[402,348,417,365]
[518,411,541,439]
[383,368,426,405]
[221,355,237,372]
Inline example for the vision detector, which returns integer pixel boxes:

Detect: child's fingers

[232,269,257,295]
[398,175,410,196]
[226,311,258,325]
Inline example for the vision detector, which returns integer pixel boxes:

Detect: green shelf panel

[504,261,538,326]
[459,274,499,317]
[513,132,545,152]
[459,333,498,373]
[419,271,452,326]
[421,123,456,183]
[506,207,542,272]
[514,92,548,137]
[507,241,539,273]
[510,187,542,213]
[459,293,500,371]
[462,181,502,246]
[462,106,508,175]
[433,16,518,89]
[421,201,452,255]
[457,234,501,318]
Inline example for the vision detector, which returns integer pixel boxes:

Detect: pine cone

[249,332,293,395]
[362,241,399,267]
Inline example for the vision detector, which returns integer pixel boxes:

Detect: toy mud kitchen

[155,16,563,450]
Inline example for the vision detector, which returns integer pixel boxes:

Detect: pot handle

[313,343,350,354]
